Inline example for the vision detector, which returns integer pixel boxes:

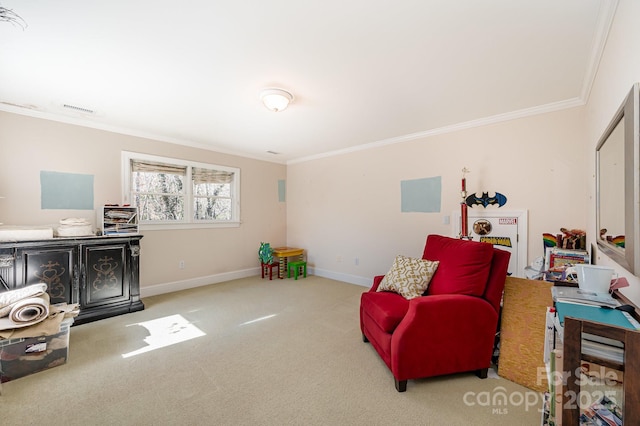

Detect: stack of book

[579,395,623,425]
[544,248,590,281]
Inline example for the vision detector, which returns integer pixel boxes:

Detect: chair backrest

[422,234,510,313]
[482,248,511,312]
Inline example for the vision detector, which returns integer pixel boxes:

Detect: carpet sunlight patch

[121,314,206,358]
[239,314,277,326]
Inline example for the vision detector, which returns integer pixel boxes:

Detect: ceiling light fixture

[260,88,293,112]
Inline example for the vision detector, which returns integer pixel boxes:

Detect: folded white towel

[56,225,94,237]
[59,217,91,226]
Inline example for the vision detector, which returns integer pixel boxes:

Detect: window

[122,152,240,229]
[192,167,234,221]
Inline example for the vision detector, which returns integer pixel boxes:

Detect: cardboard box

[0,318,73,382]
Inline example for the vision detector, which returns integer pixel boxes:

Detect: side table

[272,247,304,279]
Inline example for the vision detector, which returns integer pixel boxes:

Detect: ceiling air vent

[62,103,96,115]
[266,151,280,155]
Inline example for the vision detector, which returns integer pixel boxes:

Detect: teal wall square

[278,180,286,202]
[401,176,441,213]
[40,171,94,210]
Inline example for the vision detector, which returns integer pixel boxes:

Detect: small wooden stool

[261,262,279,280]
[287,260,307,280]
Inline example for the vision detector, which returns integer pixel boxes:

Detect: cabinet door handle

[73,264,80,290]
[80,264,86,289]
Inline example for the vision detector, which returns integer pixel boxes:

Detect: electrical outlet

[179,260,185,269]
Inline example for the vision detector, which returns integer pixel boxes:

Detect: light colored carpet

[1,276,543,425]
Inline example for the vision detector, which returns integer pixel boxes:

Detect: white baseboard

[140,266,372,298]
[310,267,372,287]
[140,267,260,298]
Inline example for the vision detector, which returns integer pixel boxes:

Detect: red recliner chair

[360,234,510,392]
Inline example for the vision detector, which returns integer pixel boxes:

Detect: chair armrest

[369,275,385,292]
[391,295,498,370]
[400,294,497,337]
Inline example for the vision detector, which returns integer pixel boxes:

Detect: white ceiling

[0,0,617,164]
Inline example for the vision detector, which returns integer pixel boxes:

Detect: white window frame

[122,151,240,230]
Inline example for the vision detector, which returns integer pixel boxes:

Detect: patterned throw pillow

[377,255,440,300]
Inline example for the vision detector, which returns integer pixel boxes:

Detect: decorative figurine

[258,242,273,264]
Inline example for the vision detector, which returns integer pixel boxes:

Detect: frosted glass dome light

[260,88,293,112]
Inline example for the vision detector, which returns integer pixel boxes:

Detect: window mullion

[185,166,193,221]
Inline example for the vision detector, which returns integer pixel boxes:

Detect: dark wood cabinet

[16,245,78,305]
[0,236,143,325]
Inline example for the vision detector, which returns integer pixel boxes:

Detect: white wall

[584,0,640,305]
[0,111,287,296]
[287,0,640,307]
[287,107,587,286]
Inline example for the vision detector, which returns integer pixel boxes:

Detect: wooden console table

[272,247,304,279]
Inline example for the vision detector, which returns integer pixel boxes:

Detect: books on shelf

[99,206,138,235]
[545,247,590,268]
[553,320,623,365]
[544,247,590,281]
[579,395,623,425]
[581,338,624,364]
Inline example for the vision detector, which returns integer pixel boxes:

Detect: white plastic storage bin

[0,318,73,383]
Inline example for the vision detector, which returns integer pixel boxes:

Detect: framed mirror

[596,83,640,274]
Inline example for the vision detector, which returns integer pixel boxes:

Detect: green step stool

[287,260,307,280]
